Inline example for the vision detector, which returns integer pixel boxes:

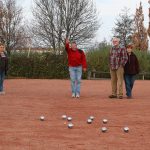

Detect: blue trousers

[0,71,5,92]
[124,74,135,97]
[69,66,82,94]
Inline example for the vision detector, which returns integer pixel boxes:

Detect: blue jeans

[124,74,135,97]
[0,71,5,92]
[69,66,82,94]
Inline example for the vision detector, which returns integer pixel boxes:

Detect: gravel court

[0,79,149,150]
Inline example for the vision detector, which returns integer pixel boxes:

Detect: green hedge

[86,48,150,79]
[87,48,150,73]
[8,52,69,79]
[134,51,150,72]
[87,48,110,72]
[7,48,150,79]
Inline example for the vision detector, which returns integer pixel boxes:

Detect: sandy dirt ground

[0,79,150,150]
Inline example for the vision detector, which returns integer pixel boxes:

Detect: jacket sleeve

[65,41,70,53]
[121,48,128,66]
[81,51,87,69]
[3,52,9,75]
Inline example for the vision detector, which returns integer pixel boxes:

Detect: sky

[16,0,149,43]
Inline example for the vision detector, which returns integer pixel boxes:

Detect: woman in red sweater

[65,39,87,98]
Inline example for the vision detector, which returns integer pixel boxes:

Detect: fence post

[142,74,145,80]
[88,71,91,80]
[93,72,96,78]
[92,69,96,79]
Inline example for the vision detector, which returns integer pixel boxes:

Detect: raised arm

[65,38,70,52]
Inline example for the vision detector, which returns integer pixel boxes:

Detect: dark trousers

[0,71,5,92]
[124,74,135,97]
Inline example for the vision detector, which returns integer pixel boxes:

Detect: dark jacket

[124,52,139,75]
[0,52,8,74]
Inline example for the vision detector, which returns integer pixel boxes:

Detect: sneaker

[72,93,75,98]
[76,94,80,98]
[0,91,5,95]
[109,95,117,98]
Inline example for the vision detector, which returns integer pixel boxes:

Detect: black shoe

[109,95,117,98]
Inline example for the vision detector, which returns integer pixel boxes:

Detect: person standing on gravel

[109,37,128,99]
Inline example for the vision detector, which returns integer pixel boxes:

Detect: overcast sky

[16,0,149,43]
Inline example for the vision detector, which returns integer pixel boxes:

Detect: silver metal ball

[87,118,92,124]
[40,116,45,121]
[101,127,107,132]
[62,115,67,120]
[103,119,108,124]
[68,123,74,129]
[89,116,94,120]
[123,127,129,133]
[67,117,72,121]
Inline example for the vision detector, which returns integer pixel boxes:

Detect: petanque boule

[62,115,67,120]
[101,127,107,133]
[103,119,108,124]
[67,117,72,121]
[87,118,92,124]
[89,116,94,120]
[123,127,129,133]
[68,123,74,129]
[40,116,45,121]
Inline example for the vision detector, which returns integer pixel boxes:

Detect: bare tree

[32,0,100,54]
[0,0,26,55]
[112,7,134,47]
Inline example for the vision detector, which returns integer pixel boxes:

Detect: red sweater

[65,42,87,68]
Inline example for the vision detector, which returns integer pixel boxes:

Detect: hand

[83,68,87,72]
[65,38,69,44]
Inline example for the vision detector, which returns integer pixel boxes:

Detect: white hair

[112,37,120,42]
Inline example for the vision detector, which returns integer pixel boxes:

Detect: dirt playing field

[0,79,150,150]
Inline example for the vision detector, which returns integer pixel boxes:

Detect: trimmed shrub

[8,52,69,79]
[6,49,150,79]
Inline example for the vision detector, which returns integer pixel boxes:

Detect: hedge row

[8,52,69,79]
[7,49,150,79]
[86,48,150,73]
